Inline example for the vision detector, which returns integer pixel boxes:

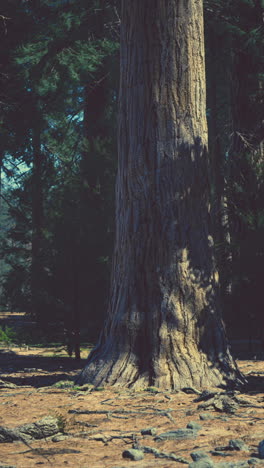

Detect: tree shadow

[243,373,264,394]
[0,349,85,388]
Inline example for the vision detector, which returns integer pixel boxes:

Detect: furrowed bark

[77,0,243,390]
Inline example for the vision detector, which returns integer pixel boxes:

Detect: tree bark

[77,0,243,390]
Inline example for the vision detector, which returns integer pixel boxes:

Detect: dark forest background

[0,0,263,358]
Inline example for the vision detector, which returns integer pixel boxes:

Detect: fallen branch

[68,407,177,417]
[134,443,189,464]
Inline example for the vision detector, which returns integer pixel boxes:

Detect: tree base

[76,339,245,391]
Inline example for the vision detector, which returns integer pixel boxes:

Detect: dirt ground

[0,345,264,468]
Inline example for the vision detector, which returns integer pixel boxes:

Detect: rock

[18,416,60,439]
[229,439,249,451]
[0,427,22,443]
[155,428,197,441]
[199,413,214,420]
[0,465,17,468]
[248,458,264,465]
[135,444,189,463]
[52,434,69,442]
[190,451,210,461]
[187,422,202,431]
[217,463,249,468]
[122,449,144,461]
[214,439,249,453]
[141,427,157,436]
[0,416,60,443]
[218,416,230,421]
[189,460,215,468]
[92,435,108,443]
[234,464,253,468]
[259,440,264,459]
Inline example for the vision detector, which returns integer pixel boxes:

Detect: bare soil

[0,345,263,468]
[0,312,263,468]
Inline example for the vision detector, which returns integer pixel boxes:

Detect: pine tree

[77,0,243,389]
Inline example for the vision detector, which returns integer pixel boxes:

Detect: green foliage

[53,380,95,392]
[0,326,17,345]
[205,0,264,339]
[145,386,160,394]
[53,380,74,389]
[0,0,118,350]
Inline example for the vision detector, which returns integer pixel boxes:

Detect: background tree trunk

[77,0,243,390]
[31,106,44,324]
[208,28,233,311]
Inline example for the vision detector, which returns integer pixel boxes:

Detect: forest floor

[0,316,264,468]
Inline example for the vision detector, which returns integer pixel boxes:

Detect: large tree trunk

[77,0,243,390]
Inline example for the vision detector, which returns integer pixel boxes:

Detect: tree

[204,0,264,343]
[77,0,244,390]
[0,0,118,347]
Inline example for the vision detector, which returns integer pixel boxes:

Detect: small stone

[218,416,230,421]
[122,449,144,461]
[217,463,248,468]
[155,428,197,441]
[221,463,249,468]
[52,434,69,442]
[141,427,157,436]
[0,465,17,468]
[187,421,202,431]
[189,460,215,468]
[199,413,214,420]
[229,439,249,451]
[259,440,264,459]
[191,451,210,461]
